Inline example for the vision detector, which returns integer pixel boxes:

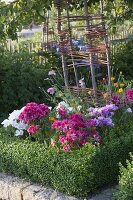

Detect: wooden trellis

[56,0,112,100]
[41,11,55,52]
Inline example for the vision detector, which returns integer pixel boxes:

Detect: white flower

[8,110,21,121]
[1,119,11,128]
[12,121,28,130]
[79,78,85,87]
[1,107,28,137]
[8,107,25,121]
[48,106,52,111]
[77,105,82,111]
[56,101,74,118]
[56,101,69,109]
[15,130,24,136]
[48,70,56,76]
[126,108,132,113]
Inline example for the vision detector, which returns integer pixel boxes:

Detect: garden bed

[0,120,133,197]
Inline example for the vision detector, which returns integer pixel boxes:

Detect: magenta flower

[19,102,50,124]
[80,139,89,146]
[52,112,105,151]
[58,106,68,117]
[59,136,68,144]
[63,145,71,151]
[126,89,133,104]
[27,124,40,135]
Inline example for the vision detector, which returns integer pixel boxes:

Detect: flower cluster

[126,89,133,104]
[27,124,40,135]
[112,88,133,108]
[1,107,28,136]
[56,101,73,118]
[52,113,102,151]
[88,104,118,127]
[19,102,50,124]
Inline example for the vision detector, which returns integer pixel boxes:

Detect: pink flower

[27,124,40,135]
[92,131,102,143]
[112,95,120,105]
[80,139,89,146]
[47,87,56,95]
[52,112,105,150]
[58,106,68,117]
[51,140,57,147]
[19,102,50,124]
[51,120,62,130]
[126,89,133,104]
[59,136,68,144]
[63,145,71,151]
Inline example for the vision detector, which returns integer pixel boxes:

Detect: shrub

[0,47,51,122]
[0,120,133,197]
[112,41,133,79]
[114,153,133,200]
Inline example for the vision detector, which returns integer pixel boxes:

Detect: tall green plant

[0,47,52,122]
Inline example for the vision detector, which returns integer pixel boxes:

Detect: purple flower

[47,87,56,95]
[105,104,118,111]
[88,104,118,118]
[98,116,114,127]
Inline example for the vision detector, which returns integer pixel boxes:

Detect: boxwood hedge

[114,153,133,200]
[0,124,133,197]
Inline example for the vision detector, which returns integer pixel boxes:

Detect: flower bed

[0,69,133,196]
[0,115,133,197]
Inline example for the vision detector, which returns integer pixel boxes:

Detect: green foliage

[112,41,133,79]
[0,119,133,197]
[105,0,133,33]
[0,0,132,40]
[114,153,133,200]
[0,47,52,122]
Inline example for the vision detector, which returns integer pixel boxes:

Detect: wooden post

[46,10,49,51]
[100,0,112,96]
[66,2,79,87]
[57,0,69,87]
[84,0,97,98]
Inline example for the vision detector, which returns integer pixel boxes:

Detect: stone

[0,173,116,200]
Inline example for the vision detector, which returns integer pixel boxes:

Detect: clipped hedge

[0,123,133,197]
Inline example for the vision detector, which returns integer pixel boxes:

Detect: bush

[0,120,133,197]
[114,153,133,200]
[112,40,133,79]
[0,47,51,122]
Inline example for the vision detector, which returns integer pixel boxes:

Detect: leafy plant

[111,41,133,79]
[0,47,52,122]
[114,153,133,200]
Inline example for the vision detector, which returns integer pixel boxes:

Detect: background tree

[0,0,132,40]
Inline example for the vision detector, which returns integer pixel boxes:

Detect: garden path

[0,173,118,200]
